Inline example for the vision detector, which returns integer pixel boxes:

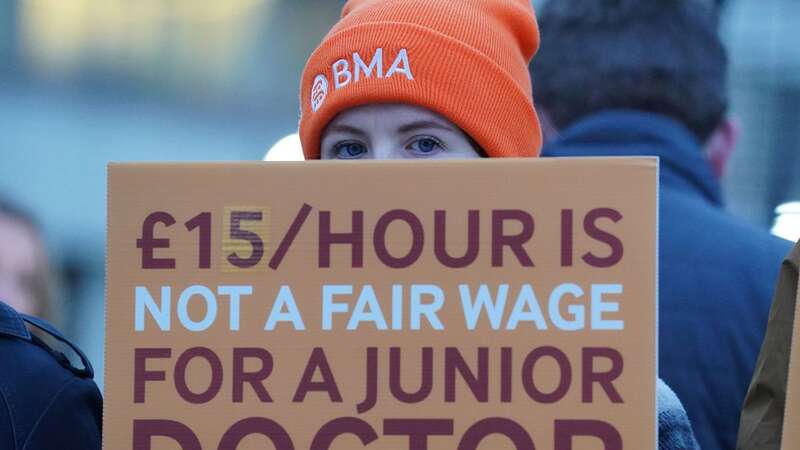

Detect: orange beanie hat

[299,0,541,159]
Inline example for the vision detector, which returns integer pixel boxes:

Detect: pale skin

[0,216,42,315]
[320,103,482,160]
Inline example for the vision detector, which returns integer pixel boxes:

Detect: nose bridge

[371,135,404,160]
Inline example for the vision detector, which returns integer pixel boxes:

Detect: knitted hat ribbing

[299,0,542,159]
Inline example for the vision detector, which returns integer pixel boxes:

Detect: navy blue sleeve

[22,377,102,450]
[658,379,700,450]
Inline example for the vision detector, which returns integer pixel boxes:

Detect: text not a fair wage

[134,283,624,332]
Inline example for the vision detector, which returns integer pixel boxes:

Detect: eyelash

[329,135,447,159]
[332,140,367,159]
[405,135,446,155]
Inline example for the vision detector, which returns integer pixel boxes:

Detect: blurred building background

[0,0,798,390]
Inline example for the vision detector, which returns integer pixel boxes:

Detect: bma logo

[311,74,328,112]
[332,48,413,89]
[310,48,414,113]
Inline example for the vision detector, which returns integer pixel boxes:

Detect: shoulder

[662,190,792,272]
[0,302,102,450]
[657,379,700,450]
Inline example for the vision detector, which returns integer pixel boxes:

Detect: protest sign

[106,158,658,449]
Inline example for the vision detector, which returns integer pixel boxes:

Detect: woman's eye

[333,141,367,159]
[407,136,444,155]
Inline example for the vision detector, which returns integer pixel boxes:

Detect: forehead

[327,103,449,129]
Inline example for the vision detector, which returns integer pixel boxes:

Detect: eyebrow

[326,124,368,137]
[397,120,456,134]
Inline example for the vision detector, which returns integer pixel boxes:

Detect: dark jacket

[543,110,792,450]
[0,301,102,450]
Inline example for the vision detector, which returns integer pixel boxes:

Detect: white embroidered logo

[311,48,414,113]
[311,74,328,112]
[331,48,414,89]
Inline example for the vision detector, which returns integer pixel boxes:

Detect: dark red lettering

[218,417,293,450]
[434,210,480,268]
[582,347,624,403]
[521,346,571,403]
[174,347,223,404]
[458,418,535,450]
[357,347,378,413]
[227,211,264,268]
[373,209,424,268]
[136,211,176,269]
[384,419,454,450]
[185,212,211,269]
[134,348,171,403]
[501,347,513,402]
[554,419,622,450]
[294,347,342,402]
[390,347,433,403]
[269,203,312,270]
[492,210,535,267]
[232,347,273,403]
[310,417,377,450]
[582,208,623,268]
[319,211,363,268]
[133,419,200,450]
[445,347,489,402]
[561,209,573,267]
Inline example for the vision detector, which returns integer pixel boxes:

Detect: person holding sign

[298,0,540,159]
[297,0,698,448]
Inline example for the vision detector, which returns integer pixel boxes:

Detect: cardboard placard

[106,158,658,450]
[782,279,800,449]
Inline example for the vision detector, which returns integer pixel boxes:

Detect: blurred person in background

[0,198,60,322]
[1,197,102,449]
[531,1,793,449]
[300,0,699,447]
